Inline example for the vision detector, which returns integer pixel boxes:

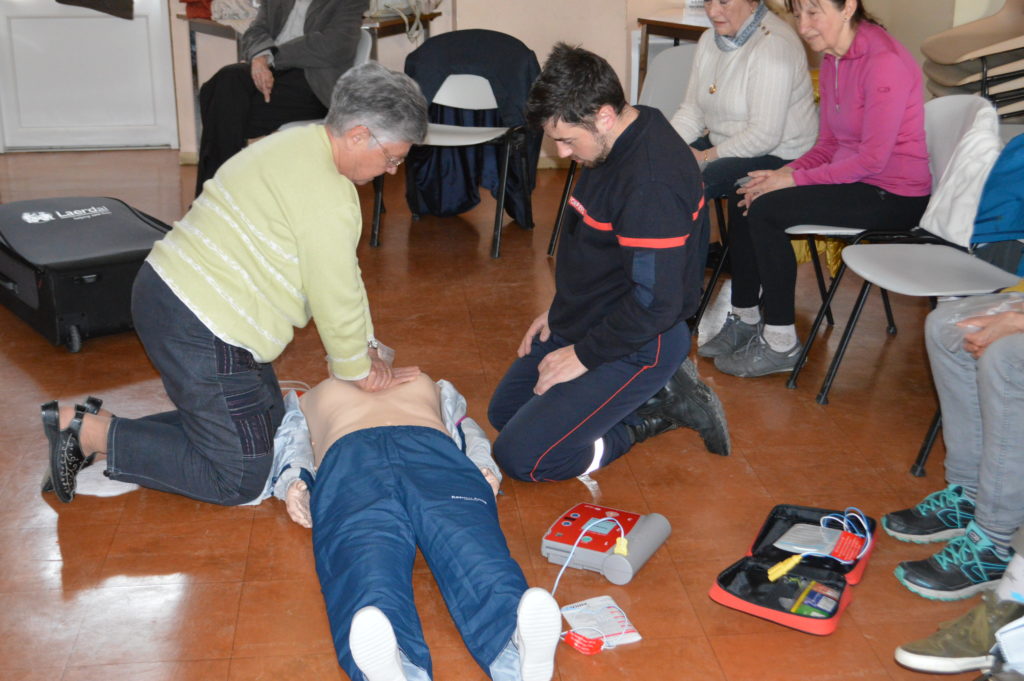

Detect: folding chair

[785,95,1003,404]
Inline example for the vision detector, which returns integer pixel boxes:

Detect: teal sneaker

[895,521,1011,601]
[883,484,975,543]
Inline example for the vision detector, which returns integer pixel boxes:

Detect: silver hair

[325,61,427,145]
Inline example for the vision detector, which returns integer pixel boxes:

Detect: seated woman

[194,0,367,196]
[670,0,817,202]
[284,369,562,681]
[704,0,931,376]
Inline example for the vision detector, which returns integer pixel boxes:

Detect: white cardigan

[670,10,817,161]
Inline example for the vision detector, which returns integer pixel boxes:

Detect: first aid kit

[708,504,876,635]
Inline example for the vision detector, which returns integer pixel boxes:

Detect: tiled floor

[0,149,980,681]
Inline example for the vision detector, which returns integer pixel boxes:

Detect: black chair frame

[371,125,532,259]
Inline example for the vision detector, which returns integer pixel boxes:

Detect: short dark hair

[526,43,627,131]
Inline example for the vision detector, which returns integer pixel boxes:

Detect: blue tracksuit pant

[488,322,689,481]
[310,426,527,680]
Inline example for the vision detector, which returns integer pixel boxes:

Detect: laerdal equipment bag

[0,197,169,352]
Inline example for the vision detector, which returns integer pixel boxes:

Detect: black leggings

[728,182,930,325]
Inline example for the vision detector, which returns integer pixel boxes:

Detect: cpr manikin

[283,371,561,681]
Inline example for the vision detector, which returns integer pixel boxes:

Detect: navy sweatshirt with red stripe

[549,105,708,369]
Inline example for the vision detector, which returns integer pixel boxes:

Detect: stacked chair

[921,0,1024,120]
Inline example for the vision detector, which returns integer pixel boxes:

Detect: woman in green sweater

[42,62,427,505]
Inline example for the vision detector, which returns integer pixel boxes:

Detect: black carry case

[0,197,170,352]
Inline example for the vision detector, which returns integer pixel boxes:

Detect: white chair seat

[785,225,864,238]
[842,243,1020,297]
[423,124,509,147]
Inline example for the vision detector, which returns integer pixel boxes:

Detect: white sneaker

[350,606,407,681]
[514,588,562,681]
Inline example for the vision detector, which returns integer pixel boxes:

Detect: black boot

[636,359,731,455]
[628,414,678,443]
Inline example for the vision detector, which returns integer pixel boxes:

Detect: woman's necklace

[710,19,770,94]
[709,58,724,94]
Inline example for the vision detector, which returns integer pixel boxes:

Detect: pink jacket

[790,22,931,196]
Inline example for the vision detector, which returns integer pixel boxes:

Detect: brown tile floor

[0,149,979,681]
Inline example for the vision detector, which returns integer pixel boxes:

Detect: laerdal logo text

[56,206,112,220]
[450,495,487,505]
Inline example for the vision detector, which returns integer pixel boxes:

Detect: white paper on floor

[74,464,139,497]
[561,595,641,646]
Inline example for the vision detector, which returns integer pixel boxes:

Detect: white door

[0,0,177,150]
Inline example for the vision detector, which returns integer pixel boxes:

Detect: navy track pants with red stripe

[487,322,689,481]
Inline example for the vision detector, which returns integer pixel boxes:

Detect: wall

[165,0,1007,164]
[954,0,1003,25]
[169,0,454,163]
[455,0,628,84]
[867,0,956,64]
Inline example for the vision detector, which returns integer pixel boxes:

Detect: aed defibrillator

[541,502,671,585]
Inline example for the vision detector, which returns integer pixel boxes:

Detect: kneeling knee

[493,437,538,482]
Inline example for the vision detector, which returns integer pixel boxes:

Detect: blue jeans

[690,134,787,200]
[488,322,689,481]
[105,263,284,504]
[310,426,528,681]
[925,302,1024,539]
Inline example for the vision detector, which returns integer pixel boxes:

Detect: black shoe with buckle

[41,401,90,503]
[41,396,103,494]
[633,358,731,455]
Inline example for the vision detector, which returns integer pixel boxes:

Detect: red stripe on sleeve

[691,194,705,221]
[570,196,613,231]
[616,234,690,248]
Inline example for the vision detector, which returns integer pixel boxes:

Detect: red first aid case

[708,504,876,635]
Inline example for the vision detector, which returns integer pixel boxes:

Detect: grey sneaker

[714,334,801,377]
[698,313,760,358]
[895,590,1024,673]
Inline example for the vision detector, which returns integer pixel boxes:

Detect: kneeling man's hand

[535,344,586,395]
[518,311,551,357]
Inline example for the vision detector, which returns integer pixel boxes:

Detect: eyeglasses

[368,129,404,168]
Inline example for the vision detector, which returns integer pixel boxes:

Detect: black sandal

[41,397,103,498]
